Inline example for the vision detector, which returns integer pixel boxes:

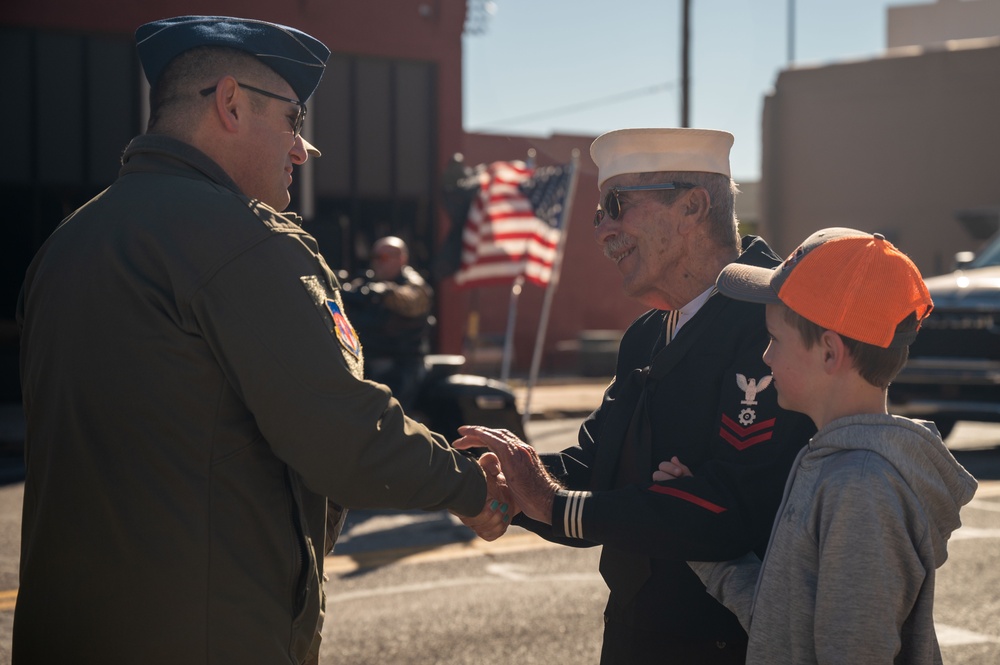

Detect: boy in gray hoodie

[669,227,978,664]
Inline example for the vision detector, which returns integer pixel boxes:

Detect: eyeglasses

[200,82,307,137]
[593,182,696,227]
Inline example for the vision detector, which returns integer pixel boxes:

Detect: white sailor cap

[590,128,734,188]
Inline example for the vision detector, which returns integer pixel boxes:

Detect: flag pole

[522,149,580,426]
[463,289,481,367]
[499,275,523,383]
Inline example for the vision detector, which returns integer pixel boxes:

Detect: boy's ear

[818,330,850,373]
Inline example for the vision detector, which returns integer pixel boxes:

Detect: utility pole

[681,0,691,127]
[787,0,796,65]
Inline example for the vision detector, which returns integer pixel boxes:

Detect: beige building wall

[888,0,1000,49]
[760,40,1000,277]
[734,180,761,236]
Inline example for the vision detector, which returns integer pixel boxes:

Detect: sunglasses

[200,82,307,137]
[594,182,696,227]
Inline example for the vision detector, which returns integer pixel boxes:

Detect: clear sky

[463,0,903,181]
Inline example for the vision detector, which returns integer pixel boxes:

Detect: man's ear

[676,187,712,234]
[685,187,711,216]
[206,76,242,134]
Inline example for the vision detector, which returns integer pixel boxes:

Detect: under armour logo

[736,374,772,405]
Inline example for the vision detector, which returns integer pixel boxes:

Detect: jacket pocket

[285,469,323,660]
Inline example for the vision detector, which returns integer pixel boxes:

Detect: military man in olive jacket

[14,16,507,665]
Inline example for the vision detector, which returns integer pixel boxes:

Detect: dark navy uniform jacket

[515,236,816,645]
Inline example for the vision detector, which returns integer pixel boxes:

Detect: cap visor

[716,263,782,304]
[302,136,321,157]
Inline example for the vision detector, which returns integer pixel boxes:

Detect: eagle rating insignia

[737,373,772,405]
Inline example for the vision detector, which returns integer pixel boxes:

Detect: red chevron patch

[719,414,776,451]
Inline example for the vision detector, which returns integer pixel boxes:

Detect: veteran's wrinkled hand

[453,426,561,525]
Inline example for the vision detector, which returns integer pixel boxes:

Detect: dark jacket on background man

[346,265,432,361]
[343,264,433,411]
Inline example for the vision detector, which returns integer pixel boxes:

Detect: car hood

[924,266,1000,309]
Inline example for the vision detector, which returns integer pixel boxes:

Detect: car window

[970,234,1000,268]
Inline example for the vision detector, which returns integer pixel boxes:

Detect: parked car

[889,232,1000,439]
[338,279,528,444]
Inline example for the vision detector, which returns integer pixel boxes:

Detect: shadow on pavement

[334,508,476,577]
[0,456,24,486]
[952,446,1000,482]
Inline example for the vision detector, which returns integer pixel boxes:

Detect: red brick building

[1,1,641,402]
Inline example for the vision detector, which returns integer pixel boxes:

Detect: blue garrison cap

[136,16,330,102]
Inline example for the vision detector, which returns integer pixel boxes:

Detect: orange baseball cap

[716,227,933,348]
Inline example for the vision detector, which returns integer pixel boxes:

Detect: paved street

[319,418,1000,664]
[0,415,996,663]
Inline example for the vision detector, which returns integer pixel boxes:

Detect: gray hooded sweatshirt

[691,414,978,664]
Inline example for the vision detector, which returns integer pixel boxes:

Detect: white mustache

[603,234,636,261]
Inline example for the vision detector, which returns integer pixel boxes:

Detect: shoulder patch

[720,372,777,450]
[325,299,361,358]
[300,275,364,379]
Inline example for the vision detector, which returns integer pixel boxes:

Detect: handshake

[449,425,563,541]
[450,426,695,541]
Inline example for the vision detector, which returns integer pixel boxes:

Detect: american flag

[454,160,574,288]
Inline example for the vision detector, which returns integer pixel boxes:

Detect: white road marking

[485,563,531,580]
[937,623,1000,646]
[329,571,603,604]
[966,498,1000,513]
[950,526,1000,541]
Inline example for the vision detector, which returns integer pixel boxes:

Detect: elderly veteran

[455,128,816,664]
[15,15,509,665]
